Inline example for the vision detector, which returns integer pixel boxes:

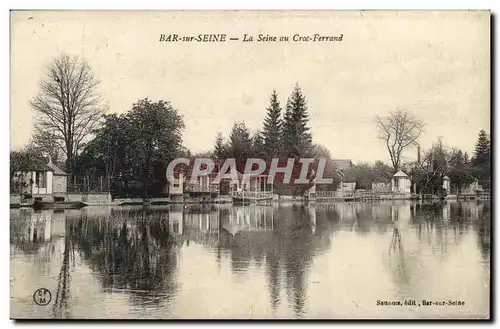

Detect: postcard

[10,10,490,320]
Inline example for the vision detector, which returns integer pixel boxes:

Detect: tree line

[10,54,491,197]
[375,109,490,194]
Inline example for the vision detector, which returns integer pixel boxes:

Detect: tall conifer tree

[262,90,283,156]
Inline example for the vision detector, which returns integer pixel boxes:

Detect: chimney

[417,146,421,164]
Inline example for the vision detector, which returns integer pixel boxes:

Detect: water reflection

[10,201,490,319]
[69,207,182,310]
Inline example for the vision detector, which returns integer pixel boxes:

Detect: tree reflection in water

[52,233,74,318]
[215,204,336,318]
[10,201,490,319]
[475,202,491,260]
[67,207,181,309]
[387,204,409,289]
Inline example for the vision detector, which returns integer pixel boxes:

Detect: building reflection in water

[10,208,71,318]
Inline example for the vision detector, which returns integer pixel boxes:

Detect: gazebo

[442,175,451,194]
[391,170,411,194]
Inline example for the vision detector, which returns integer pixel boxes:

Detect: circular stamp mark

[33,288,51,306]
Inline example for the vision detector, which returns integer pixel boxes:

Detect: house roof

[443,175,450,180]
[331,159,353,171]
[47,162,68,175]
[393,170,409,178]
[20,164,53,172]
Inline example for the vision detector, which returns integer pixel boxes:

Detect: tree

[309,144,331,159]
[76,114,131,188]
[79,99,185,197]
[472,130,490,165]
[413,138,449,194]
[127,98,185,198]
[229,122,253,172]
[282,84,312,155]
[372,160,394,183]
[349,163,373,190]
[213,132,229,159]
[262,90,283,156]
[30,131,64,167]
[448,148,475,193]
[251,130,266,157]
[30,54,105,175]
[471,129,491,189]
[375,109,424,171]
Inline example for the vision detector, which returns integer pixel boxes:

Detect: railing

[231,191,273,199]
[185,184,219,193]
[315,191,355,199]
[457,191,491,200]
[314,191,412,200]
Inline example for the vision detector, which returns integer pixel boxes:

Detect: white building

[12,160,68,202]
[442,175,451,194]
[168,172,185,197]
[391,170,411,194]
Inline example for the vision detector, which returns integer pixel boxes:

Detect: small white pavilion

[442,175,451,194]
[391,170,412,194]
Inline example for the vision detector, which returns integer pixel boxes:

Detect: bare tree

[30,54,105,175]
[376,109,424,171]
[29,131,64,166]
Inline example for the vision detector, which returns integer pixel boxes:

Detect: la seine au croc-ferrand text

[159,33,343,43]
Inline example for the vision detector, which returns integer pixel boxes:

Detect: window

[36,171,46,188]
[173,180,180,188]
[394,179,399,190]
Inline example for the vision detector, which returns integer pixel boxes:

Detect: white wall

[53,175,67,194]
[21,171,53,195]
[443,179,451,193]
[391,177,411,194]
[46,171,53,194]
[169,174,184,195]
[337,181,356,192]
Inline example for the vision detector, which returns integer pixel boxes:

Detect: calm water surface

[10,201,490,319]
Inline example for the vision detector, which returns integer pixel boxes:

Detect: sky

[10,11,490,164]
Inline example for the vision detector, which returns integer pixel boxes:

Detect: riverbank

[10,191,490,209]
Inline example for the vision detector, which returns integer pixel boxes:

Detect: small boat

[33,200,87,210]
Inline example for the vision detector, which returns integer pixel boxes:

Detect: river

[10,201,490,319]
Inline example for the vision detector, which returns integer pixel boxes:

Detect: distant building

[13,159,68,201]
[168,169,185,202]
[47,160,69,199]
[442,175,451,194]
[336,169,356,192]
[331,159,353,171]
[14,164,54,196]
[391,170,411,194]
[168,162,219,202]
[332,159,356,192]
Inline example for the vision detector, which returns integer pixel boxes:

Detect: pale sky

[10,11,490,164]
